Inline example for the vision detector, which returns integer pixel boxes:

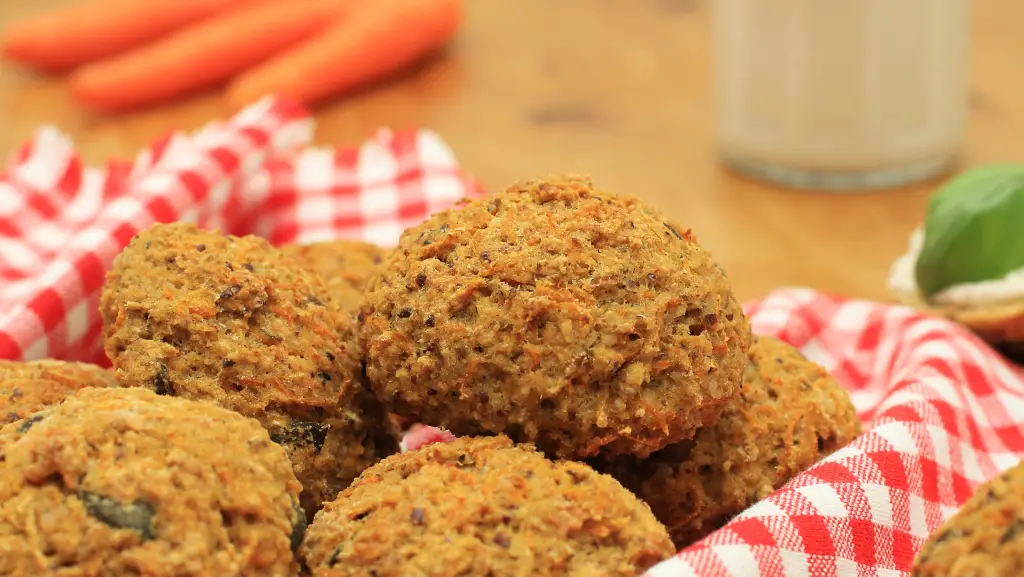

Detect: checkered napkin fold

[2,98,1023,576]
[0,97,478,364]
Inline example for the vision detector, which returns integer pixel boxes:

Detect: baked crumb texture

[0,387,303,576]
[301,435,676,576]
[100,223,399,519]
[361,175,751,459]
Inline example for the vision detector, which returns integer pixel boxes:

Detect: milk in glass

[712,0,971,190]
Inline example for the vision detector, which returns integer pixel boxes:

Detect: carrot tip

[2,37,33,62]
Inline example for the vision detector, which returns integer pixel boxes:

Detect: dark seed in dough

[80,492,156,540]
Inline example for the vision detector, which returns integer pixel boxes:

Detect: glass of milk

[712,0,971,191]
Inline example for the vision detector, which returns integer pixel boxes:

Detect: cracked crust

[100,223,398,518]
[597,335,861,548]
[301,435,675,576]
[360,175,751,459]
[0,387,302,576]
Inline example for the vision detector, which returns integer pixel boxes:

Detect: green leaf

[915,164,1024,296]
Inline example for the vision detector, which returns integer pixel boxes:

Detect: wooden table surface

[1,0,1021,303]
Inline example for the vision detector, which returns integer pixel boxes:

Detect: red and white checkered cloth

[646,290,1024,576]
[3,98,1023,576]
[400,288,1024,576]
[0,96,480,365]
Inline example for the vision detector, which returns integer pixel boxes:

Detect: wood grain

[1,0,1020,303]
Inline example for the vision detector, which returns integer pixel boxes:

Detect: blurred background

[0,0,1018,302]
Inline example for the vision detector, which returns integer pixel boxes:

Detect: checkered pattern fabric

[0,96,479,365]
[645,288,1024,576]
[3,97,1022,576]
[394,289,1024,575]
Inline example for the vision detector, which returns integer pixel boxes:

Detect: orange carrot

[70,0,359,112]
[226,0,462,108]
[2,0,260,72]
